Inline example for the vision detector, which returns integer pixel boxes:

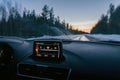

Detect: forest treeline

[91,4,120,34]
[0,1,84,38]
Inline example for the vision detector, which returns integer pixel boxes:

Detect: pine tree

[0,4,7,35]
[91,15,108,34]
[109,6,120,34]
[48,7,54,26]
[55,16,60,27]
[41,5,49,24]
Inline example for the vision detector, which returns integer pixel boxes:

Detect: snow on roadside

[87,34,120,41]
[26,34,120,42]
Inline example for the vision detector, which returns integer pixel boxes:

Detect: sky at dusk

[0,0,120,32]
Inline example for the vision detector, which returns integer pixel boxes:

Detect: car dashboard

[0,37,120,80]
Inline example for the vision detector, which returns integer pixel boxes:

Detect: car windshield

[0,0,120,42]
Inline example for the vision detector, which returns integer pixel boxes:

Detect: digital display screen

[33,41,62,59]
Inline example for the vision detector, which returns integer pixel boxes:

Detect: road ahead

[70,34,100,41]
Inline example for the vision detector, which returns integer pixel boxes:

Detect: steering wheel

[0,44,13,67]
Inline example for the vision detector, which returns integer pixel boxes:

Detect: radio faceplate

[33,40,62,60]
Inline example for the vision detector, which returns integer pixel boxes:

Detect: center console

[17,40,71,80]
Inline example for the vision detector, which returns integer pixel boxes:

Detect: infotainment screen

[33,41,62,59]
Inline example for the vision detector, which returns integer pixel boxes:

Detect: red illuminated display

[35,44,39,54]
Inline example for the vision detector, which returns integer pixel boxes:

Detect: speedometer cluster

[0,43,13,64]
[0,47,4,59]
